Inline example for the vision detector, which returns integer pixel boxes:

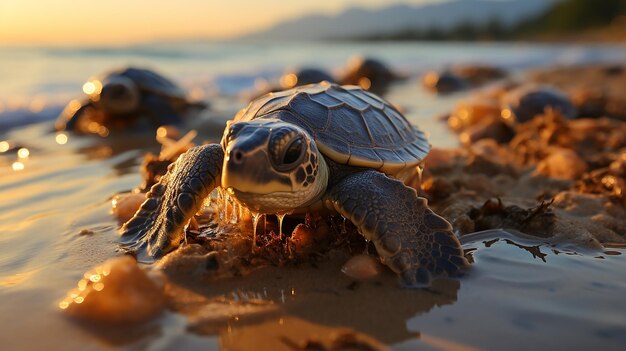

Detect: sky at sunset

[0,0,447,45]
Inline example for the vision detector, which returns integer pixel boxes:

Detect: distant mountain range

[239,0,556,41]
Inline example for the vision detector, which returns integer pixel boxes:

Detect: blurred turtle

[422,71,470,94]
[280,68,335,89]
[340,56,397,95]
[56,67,205,135]
[423,65,507,95]
[501,85,577,124]
[250,67,336,101]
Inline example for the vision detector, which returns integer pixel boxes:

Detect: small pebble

[59,256,165,324]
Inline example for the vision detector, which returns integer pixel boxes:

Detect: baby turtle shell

[501,85,577,124]
[234,81,430,174]
[55,67,198,133]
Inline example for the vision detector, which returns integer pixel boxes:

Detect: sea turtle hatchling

[120,82,468,287]
[56,67,204,134]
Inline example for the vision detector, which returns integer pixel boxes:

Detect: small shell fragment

[341,254,383,280]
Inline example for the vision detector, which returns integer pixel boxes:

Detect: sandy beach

[1,39,626,350]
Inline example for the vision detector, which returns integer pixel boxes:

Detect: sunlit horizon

[0,0,448,46]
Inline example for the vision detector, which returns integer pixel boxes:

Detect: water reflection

[461,229,591,259]
[11,161,25,171]
[164,260,460,347]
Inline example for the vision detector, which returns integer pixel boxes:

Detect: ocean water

[2,41,626,118]
[1,41,626,351]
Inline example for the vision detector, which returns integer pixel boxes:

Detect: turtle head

[97,76,140,115]
[220,119,328,213]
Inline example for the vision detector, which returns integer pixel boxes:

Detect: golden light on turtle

[0,141,9,153]
[111,197,119,209]
[501,108,513,121]
[12,162,25,171]
[97,126,110,137]
[78,279,88,291]
[58,301,70,310]
[157,128,170,144]
[96,266,111,277]
[156,125,178,139]
[280,73,298,88]
[82,79,103,96]
[17,147,30,159]
[87,122,101,133]
[89,274,101,283]
[55,133,68,145]
[68,99,82,112]
[82,81,97,95]
[358,77,371,90]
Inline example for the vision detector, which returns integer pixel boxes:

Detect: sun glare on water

[12,162,25,171]
[55,133,68,145]
[17,148,30,159]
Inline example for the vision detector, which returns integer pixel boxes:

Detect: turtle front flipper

[120,144,223,262]
[326,170,469,287]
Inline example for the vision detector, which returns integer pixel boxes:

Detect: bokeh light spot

[17,148,30,159]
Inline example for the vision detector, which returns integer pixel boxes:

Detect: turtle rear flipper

[120,144,223,262]
[327,170,469,287]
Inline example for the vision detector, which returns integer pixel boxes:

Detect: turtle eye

[283,138,303,165]
[104,84,130,100]
[271,136,305,171]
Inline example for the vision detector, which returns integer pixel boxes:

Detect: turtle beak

[99,76,140,115]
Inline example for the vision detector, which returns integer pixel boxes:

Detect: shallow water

[1,42,626,350]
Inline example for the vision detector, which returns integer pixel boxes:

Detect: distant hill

[239,0,554,41]
[516,0,626,35]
